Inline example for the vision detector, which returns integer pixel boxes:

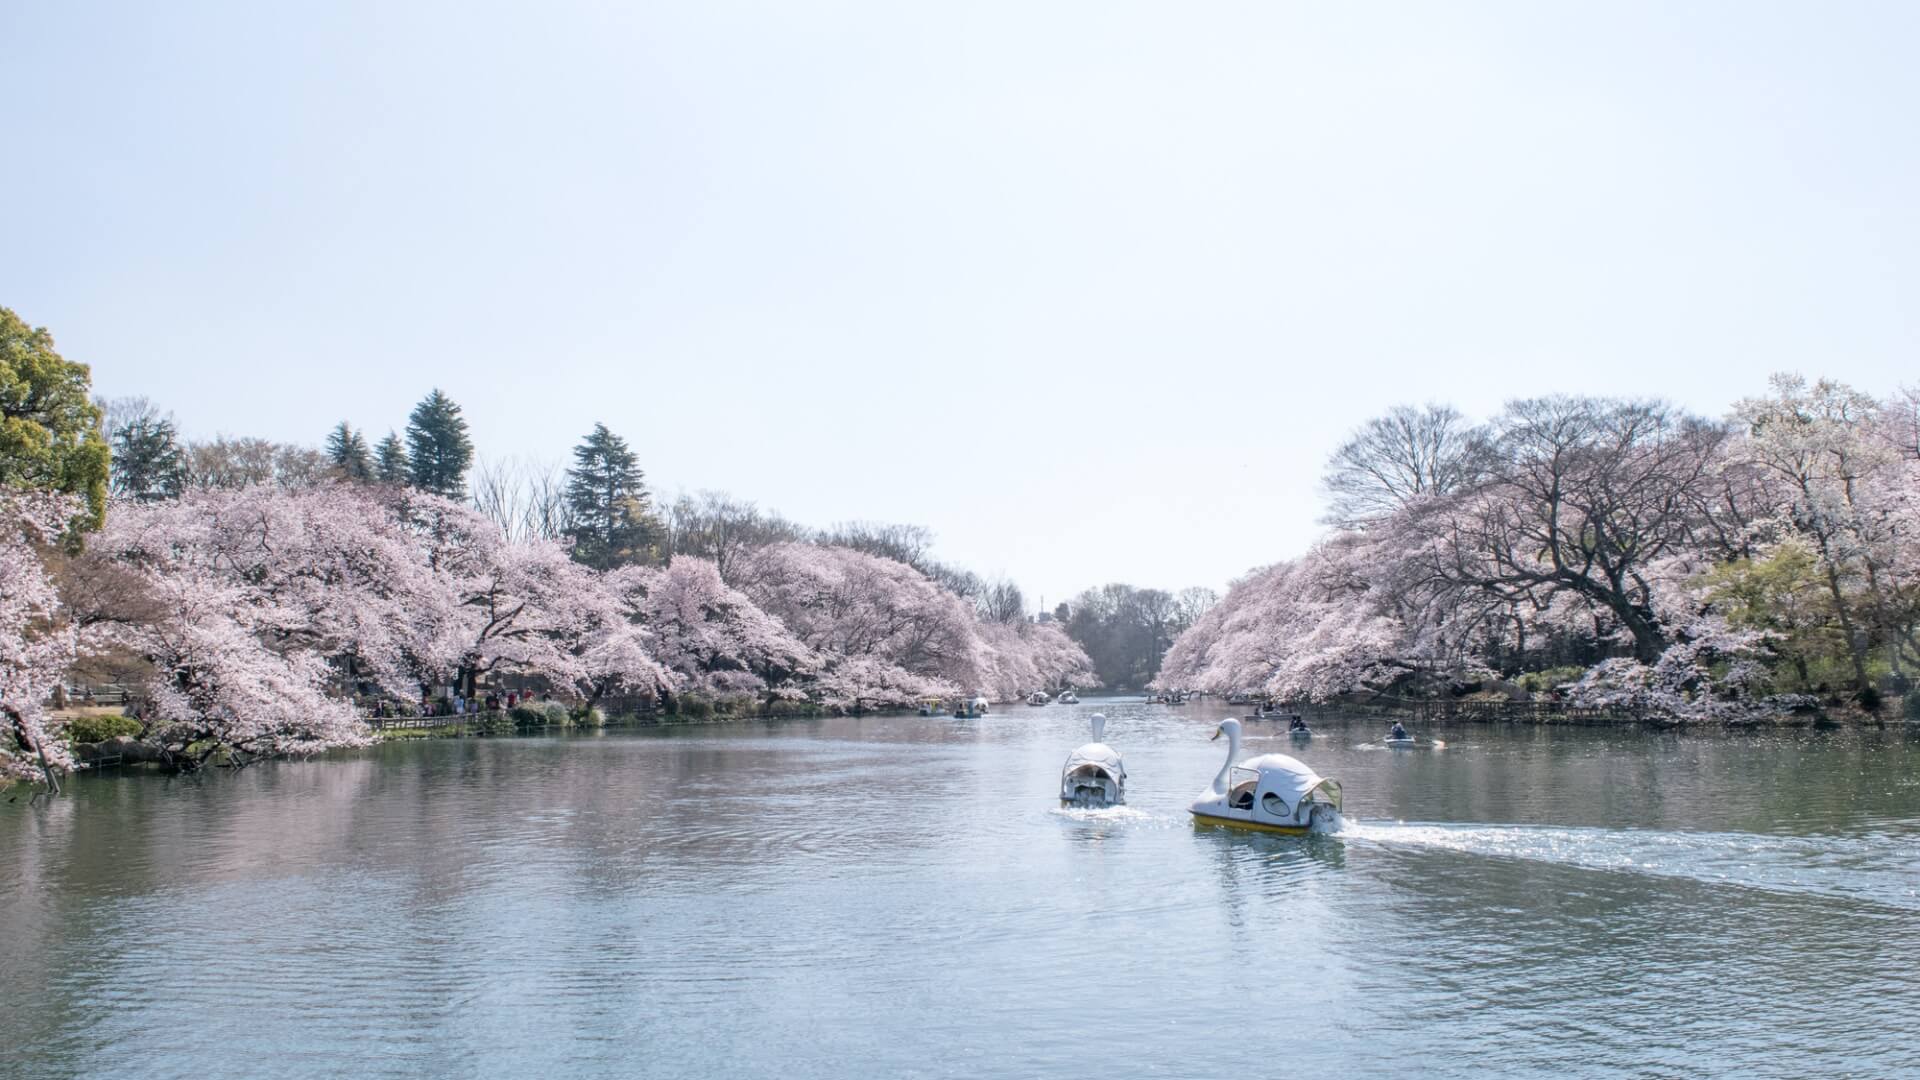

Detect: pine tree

[564,422,658,569]
[374,431,409,485]
[325,421,373,481]
[110,417,187,502]
[404,390,473,500]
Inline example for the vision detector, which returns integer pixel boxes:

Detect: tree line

[102,374,1220,687]
[1159,377,1920,723]
[0,306,1097,791]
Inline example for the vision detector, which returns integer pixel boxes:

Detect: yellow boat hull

[1190,811,1312,835]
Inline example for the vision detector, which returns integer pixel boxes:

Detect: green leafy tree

[564,422,659,568]
[1706,541,1851,692]
[110,417,187,502]
[374,431,409,484]
[404,390,473,500]
[325,421,373,481]
[0,307,109,528]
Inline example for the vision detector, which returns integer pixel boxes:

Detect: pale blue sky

[5,1,1917,605]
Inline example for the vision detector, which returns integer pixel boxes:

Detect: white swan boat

[1189,718,1341,835]
[1056,690,1080,705]
[1027,691,1051,706]
[1061,713,1125,807]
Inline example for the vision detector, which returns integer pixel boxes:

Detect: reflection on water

[2,704,1918,1079]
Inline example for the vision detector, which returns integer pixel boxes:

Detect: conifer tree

[374,432,409,485]
[110,416,187,502]
[325,421,373,481]
[564,422,658,568]
[403,390,473,500]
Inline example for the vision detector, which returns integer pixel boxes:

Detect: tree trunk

[6,706,60,795]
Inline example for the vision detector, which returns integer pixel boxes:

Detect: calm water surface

[4,701,1918,1078]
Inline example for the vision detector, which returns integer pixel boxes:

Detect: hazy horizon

[8,1,1919,604]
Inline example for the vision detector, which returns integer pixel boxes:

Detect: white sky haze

[5,1,1918,605]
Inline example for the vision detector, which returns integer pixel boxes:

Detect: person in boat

[1288,715,1308,732]
[1387,722,1409,741]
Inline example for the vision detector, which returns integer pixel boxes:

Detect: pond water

[3,700,1918,1078]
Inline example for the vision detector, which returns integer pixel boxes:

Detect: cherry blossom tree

[69,484,676,766]
[76,488,407,767]
[616,557,815,699]
[0,495,78,791]
[1020,619,1098,692]
[974,619,1096,701]
[1155,540,1434,702]
[734,542,985,708]
[383,490,669,704]
[1410,397,1732,664]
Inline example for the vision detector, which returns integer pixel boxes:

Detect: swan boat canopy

[1056,690,1080,705]
[1027,691,1052,706]
[1190,718,1341,835]
[1061,712,1125,807]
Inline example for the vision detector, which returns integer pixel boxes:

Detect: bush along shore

[56,695,859,769]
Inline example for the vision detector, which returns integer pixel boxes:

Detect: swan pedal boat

[1190,718,1341,835]
[1061,713,1125,807]
[1056,690,1080,705]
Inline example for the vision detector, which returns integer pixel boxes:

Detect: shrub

[65,712,142,744]
[1856,686,1883,713]
[509,705,548,728]
[540,701,571,727]
[1905,692,1920,723]
[678,697,713,720]
[472,712,516,736]
[1516,666,1587,696]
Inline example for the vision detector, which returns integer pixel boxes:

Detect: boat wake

[1049,805,1159,825]
[1336,819,1920,910]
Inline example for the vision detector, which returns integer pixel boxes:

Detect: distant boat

[1026,691,1051,706]
[1056,690,1080,705]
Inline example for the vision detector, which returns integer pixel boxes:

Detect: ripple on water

[1339,819,1920,911]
